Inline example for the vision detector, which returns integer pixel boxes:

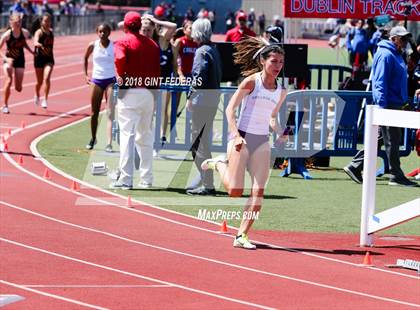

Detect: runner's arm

[22,28,34,54]
[83,41,94,82]
[225,75,255,137]
[33,29,42,48]
[0,30,11,60]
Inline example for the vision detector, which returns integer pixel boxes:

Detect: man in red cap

[111,11,160,190]
[225,11,256,42]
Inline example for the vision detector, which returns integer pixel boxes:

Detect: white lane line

[24,60,83,75]
[20,55,81,68]
[21,285,172,288]
[30,121,420,280]
[0,238,276,310]
[17,71,86,90]
[0,280,108,310]
[1,200,419,308]
[8,84,88,108]
[2,104,417,281]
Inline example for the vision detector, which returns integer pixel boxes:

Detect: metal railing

[111,65,414,179]
[151,87,412,177]
[308,64,352,90]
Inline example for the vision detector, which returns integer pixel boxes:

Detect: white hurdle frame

[360,105,420,246]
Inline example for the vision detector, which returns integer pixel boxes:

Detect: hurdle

[360,105,420,246]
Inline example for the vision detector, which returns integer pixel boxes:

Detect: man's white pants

[117,88,154,186]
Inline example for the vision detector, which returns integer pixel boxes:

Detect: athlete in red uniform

[171,20,198,125]
[173,20,198,80]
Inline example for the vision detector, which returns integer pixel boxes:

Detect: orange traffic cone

[20,121,26,129]
[70,180,80,191]
[127,195,132,207]
[219,220,228,233]
[18,155,24,165]
[43,168,51,179]
[362,251,373,266]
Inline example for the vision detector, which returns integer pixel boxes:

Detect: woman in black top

[0,14,33,114]
[34,13,54,109]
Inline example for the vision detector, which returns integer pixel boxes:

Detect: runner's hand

[234,135,246,152]
[5,58,13,67]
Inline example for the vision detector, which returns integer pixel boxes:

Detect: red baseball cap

[237,12,247,21]
[154,5,165,17]
[124,11,141,29]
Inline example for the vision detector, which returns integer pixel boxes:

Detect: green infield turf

[37,113,419,235]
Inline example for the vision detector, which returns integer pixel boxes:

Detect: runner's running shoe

[233,233,256,250]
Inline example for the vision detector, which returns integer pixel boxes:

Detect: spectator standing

[364,17,377,57]
[258,13,266,36]
[247,8,255,32]
[41,0,54,17]
[208,10,216,31]
[225,11,256,42]
[139,17,158,41]
[9,0,25,15]
[173,20,197,82]
[346,19,369,67]
[95,2,104,14]
[344,26,418,187]
[141,14,177,146]
[111,12,160,190]
[197,8,208,19]
[184,6,195,22]
[225,10,235,32]
[369,26,387,56]
[185,18,222,196]
[25,1,37,26]
[172,20,198,127]
[407,52,419,99]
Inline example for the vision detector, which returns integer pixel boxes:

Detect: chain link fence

[1,11,125,36]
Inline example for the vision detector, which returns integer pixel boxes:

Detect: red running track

[1,32,419,309]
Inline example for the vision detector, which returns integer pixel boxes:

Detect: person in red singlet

[173,20,198,82]
[171,20,198,127]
